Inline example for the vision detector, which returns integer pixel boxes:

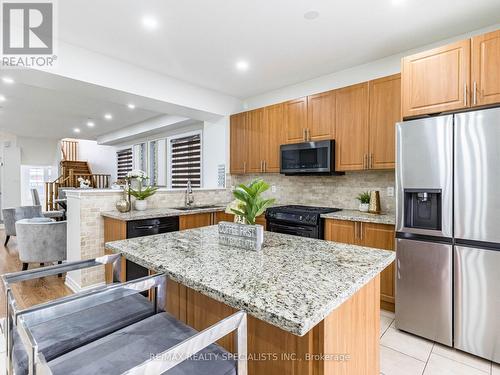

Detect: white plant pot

[135,199,148,211]
[359,203,370,212]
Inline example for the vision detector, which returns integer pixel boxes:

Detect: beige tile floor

[0,314,498,375]
[380,310,500,375]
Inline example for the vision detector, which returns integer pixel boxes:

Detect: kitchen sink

[173,205,223,211]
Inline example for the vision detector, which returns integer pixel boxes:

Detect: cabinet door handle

[243,161,246,174]
[354,222,358,240]
[464,83,467,106]
[369,153,373,169]
[263,160,267,172]
[303,128,307,141]
[364,154,368,170]
[307,128,310,141]
[360,222,363,240]
[473,81,477,105]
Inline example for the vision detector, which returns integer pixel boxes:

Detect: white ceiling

[58,0,500,98]
[0,73,163,139]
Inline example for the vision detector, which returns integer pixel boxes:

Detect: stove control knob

[299,215,303,221]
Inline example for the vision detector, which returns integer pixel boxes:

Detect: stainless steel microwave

[280,140,343,175]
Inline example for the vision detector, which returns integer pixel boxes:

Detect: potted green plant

[127,170,158,211]
[229,179,275,224]
[220,179,275,251]
[356,191,371,212]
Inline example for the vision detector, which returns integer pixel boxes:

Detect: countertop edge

[322,210,395,225]
[101,206,227,221]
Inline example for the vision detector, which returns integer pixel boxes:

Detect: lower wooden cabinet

[324,218,395,311]
[179,212,215,230]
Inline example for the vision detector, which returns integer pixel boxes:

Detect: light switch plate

[271,185,277,193]
[387,187,394,197]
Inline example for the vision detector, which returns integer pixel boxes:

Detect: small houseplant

[356,191,371,212]
[220,179,275,251]
[127,170,158,211]
[229,179,275,225]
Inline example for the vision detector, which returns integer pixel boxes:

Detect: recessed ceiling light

[104,113,113,120]
[235,60,249,72]
[127,103,136,109]
[142,16,158,30]
[304,10,320,20]
[73,128,81,134]
[2,77,14,84]
[86,120,95,127]
[0,95,5,102]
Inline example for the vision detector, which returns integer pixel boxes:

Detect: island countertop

[105,226,395,336]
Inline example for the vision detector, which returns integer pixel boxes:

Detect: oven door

[280,140,333,174]
[268,221,319,239]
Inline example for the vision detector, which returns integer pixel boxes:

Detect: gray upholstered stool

[2,256,248,375]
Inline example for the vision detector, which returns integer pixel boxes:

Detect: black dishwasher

[125,216,179,283]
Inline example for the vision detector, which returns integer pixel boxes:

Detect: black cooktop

[267,205,341,215]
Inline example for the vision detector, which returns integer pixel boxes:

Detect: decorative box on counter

[218,221,264,251]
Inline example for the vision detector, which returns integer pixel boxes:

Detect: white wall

[0,134,21,212]
[77,139,118,183]
[17,136,61,166]
[243,23,500,110]
[203,117,229,188]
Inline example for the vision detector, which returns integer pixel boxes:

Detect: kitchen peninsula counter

[106,226,394,374]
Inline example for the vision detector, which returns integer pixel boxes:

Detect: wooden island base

[165,275,380,375]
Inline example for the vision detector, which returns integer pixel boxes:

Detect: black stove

[265,205,341,239]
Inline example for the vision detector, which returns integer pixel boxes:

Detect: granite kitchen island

[105,225,395,375]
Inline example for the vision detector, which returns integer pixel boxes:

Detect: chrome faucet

[185,180,194,207]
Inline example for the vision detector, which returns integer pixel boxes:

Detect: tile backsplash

[230,170,396,214]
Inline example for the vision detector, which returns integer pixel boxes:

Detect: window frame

[166,130,203,189]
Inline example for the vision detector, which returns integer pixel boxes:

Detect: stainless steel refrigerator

[395,107,500,362]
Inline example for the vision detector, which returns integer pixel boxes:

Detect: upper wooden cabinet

[402,39,470,118]
[263,103,285,172]
[229,112,247,174]
[307,91,335,141]
[335,82,369,171]
[246,108,266,173]
[472,29,500,107]
[369,74,401,170]
[284,97,308,143]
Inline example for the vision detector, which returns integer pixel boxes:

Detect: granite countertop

[101,205,227,221]
[105,226,395,336]
[322,209,395,225]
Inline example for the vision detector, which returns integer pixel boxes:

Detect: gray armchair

[31,188,64,219]
[2,206,44,246]
[15,218,67,271]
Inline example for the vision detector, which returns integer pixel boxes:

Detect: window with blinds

[116,148,133,180]
[170,134,201,189]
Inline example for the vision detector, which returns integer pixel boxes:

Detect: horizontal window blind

[117,148,133,180]
[170,134,201,189]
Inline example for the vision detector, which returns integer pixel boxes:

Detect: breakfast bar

[105,225,395,375]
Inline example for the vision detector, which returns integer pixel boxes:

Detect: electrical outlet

[387,186,394,197]
[230,185,235,191]
[271,185,277,193]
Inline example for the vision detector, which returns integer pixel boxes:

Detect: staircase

[44,141,111,211]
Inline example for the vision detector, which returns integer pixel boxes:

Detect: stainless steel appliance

[280,140,343,175]
[266,205,341,239]
[396,107,500,362]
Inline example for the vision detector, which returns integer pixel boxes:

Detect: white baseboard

[65,275,105,293]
